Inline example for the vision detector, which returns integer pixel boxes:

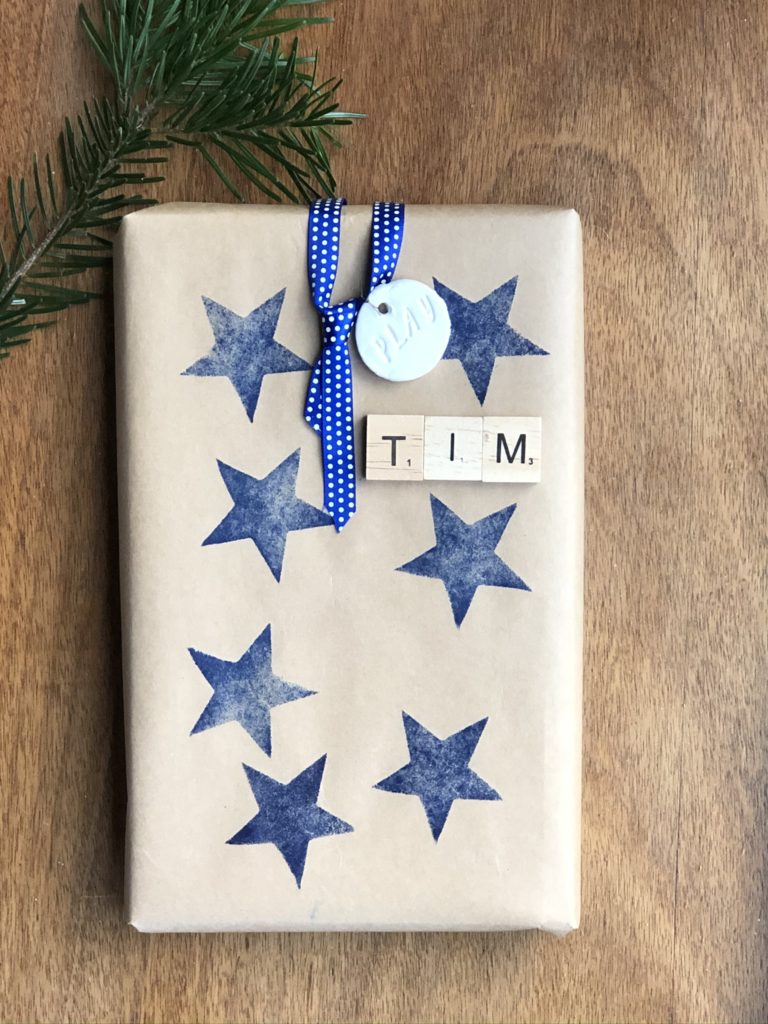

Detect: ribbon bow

[305,199,405,531]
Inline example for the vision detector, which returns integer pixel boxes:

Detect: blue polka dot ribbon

[305,199,405,531]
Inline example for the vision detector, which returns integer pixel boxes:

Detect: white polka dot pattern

[304,199,405,531]
[369,201,405,289]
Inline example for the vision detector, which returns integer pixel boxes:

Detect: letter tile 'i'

[423,416,483,480]
[365,415,425,480]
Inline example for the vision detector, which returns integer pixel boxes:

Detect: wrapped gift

[115,201,583,932]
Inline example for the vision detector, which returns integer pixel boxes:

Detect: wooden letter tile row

[365,415,542,483]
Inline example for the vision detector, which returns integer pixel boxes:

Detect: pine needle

[0,0,360,360]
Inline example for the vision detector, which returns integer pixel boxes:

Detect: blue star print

[228,755,353,887]
[374,713,501,840]
[182,291,310,420]
[397,494,530,626]
[203,449,333,582]
[188,625,314,755]
[433,277,547,404]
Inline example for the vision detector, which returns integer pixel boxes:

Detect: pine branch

[0,0,360,361]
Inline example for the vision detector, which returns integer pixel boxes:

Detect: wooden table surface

[1,2,766,1022]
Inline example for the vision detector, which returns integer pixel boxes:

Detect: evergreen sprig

[0,0,359,361]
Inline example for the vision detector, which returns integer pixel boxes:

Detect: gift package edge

[113,203,585,934]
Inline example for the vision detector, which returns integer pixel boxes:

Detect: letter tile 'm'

[482,417,542,483]
[366,415,425,480]
[424,416,483,481]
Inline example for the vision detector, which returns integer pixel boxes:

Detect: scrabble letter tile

[366,415,425,480]
[424,416,483,480]
[482,417,542,483]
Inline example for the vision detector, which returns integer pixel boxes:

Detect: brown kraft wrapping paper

[114,202,583,932]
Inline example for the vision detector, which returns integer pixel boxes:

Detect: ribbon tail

[304,358,324,434]
[305,287,360,531]
[304,346,354,531]
[319,340,356,532]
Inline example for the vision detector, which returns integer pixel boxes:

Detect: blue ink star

[397,494,530,626]
[228,755,353,887]
[203,449,332,581]
[374,713,501,840]
[189,625,314,755]
[433,277,547,404]
[182,291,311,420]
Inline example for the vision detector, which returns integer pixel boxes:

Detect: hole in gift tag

[377,302,390,314]
[365,415,542,483]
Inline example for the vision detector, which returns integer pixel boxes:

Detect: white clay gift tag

[355,279,451,382]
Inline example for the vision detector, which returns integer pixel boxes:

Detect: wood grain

[424,417,483,482]
[366,414,425,479]
[1,1,767,1021]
